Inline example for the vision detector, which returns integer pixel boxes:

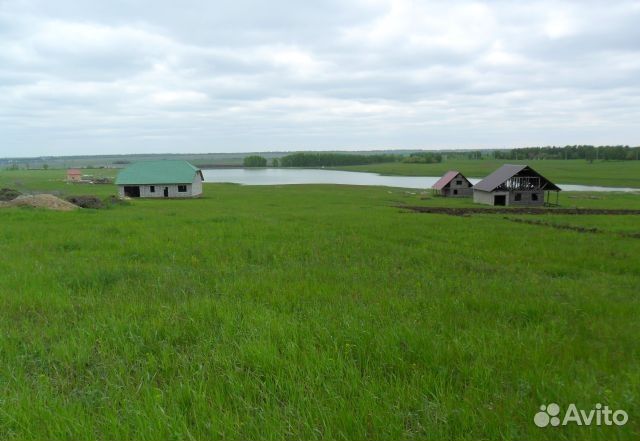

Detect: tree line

[402,152,443,163]
[241,145,640,169]
[243,155,268,167]
[492,145,640,161]
[279,153,402,167]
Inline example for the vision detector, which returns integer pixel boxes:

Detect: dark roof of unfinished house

[115,160,203,185]
[432,170,469,190]
[474,164,561,192]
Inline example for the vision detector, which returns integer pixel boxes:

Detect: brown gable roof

[432,170,470,190]
[474,164,561,192]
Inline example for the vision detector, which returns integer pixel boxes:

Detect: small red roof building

[66,168,82,182]
[431,170,473,197]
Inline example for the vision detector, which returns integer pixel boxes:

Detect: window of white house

[150,185,155,193]
[456,180,462,185]
[514,193,522,201]
[178,185,187,192]
[532,193,539,201]
[453,189,458,195]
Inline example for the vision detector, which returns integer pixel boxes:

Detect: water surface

[202,168,638,192]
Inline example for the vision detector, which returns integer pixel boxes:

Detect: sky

[1,0,639,157]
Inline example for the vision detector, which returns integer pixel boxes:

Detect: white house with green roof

[115,160,204,198]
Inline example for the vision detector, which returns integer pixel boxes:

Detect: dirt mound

[66,195,104,209]
[7,194,79,211]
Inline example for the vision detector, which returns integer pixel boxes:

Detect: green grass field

[332,159,640,188]
[0,170,639,440]
[0,168,117,197]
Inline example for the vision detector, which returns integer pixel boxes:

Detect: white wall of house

[473,188,507,205]
[474,189,544,206]
[191,174,203,196]
[473,189,496,205]
[118,183,198,198]
[508,190,544,206]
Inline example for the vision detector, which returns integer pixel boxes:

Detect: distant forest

[2,145,639,170]
[280,153,402,167]
[491,145,640,161]
[278,145,640,167]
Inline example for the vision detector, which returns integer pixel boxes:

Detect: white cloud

[150,90,209,106]
[343,0,496,53]
[0,0,639,156]
[543,9,579,39]
[262,46,328,78]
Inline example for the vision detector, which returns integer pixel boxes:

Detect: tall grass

[0,177,638,440]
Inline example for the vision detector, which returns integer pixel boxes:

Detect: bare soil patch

[399,206,640,216]
[504,217,640,239]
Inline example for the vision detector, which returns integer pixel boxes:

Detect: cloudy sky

[1,0,639,157]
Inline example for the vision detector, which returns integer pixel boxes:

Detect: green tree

[272,158,279,167]
[280,153,401,167]
[402,152,442,164]
[243,155,267,167]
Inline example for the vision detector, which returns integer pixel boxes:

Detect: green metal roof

[115,160,202,185]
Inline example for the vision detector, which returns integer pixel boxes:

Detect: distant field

[0,153,252,169]
[332,159,640,188]
[6,158,639,188]
[0,171,638,440]
[0,169,117,197]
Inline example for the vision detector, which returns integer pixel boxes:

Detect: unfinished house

[473,164,561,206]
[432,171,473,197]
[115,160,204,198]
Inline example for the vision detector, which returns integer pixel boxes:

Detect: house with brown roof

[432,171,473,197]
[473,164,561,206]
[66,168,82,182]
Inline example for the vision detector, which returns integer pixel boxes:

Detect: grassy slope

[0,173,638,440]
[332,159,640,188]
[0,169,117,197]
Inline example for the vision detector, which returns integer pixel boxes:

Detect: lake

[202,168,639,192]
